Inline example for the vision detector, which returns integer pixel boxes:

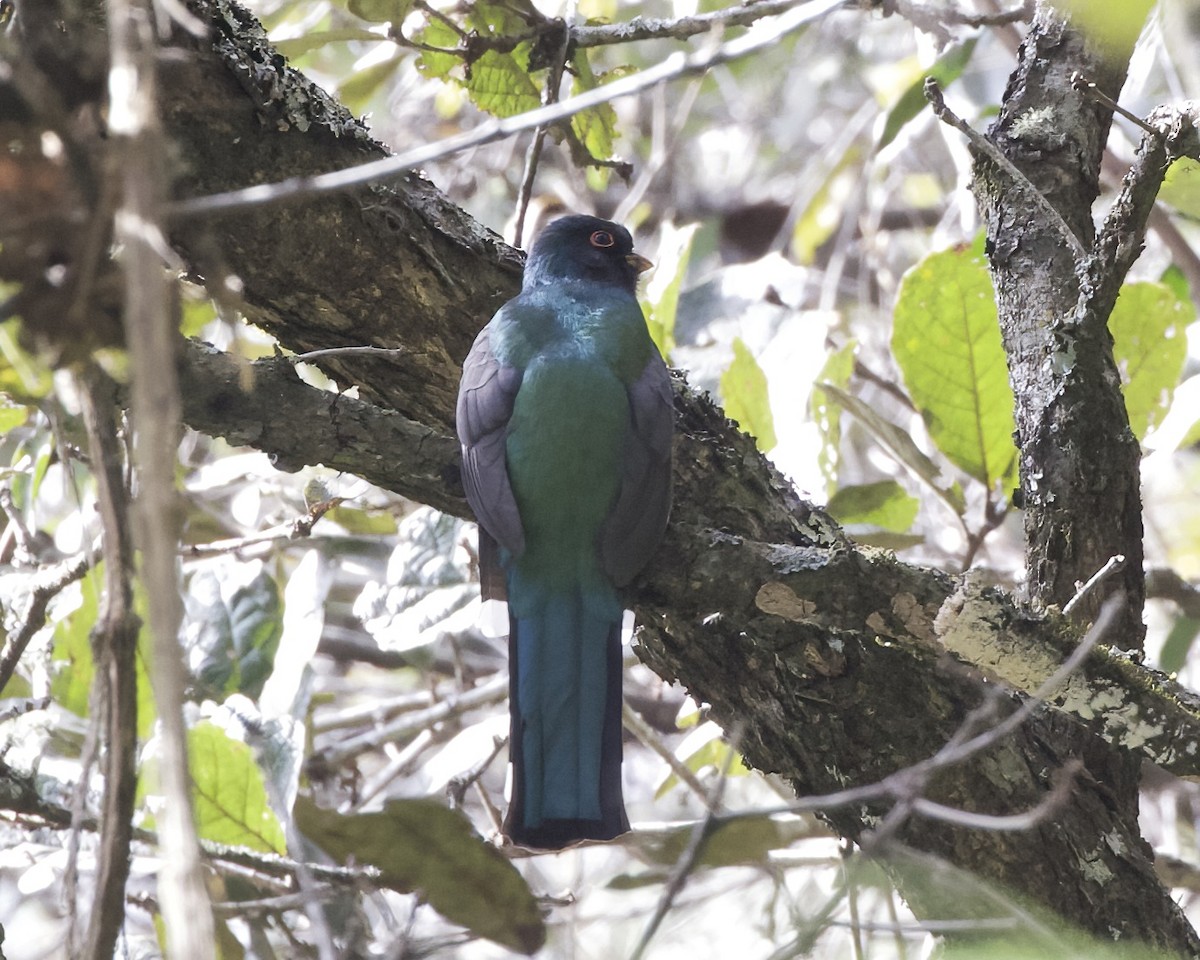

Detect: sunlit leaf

[1057,0,1154,54]
[878,37,978,149]
[0,320,53,402]
[893,245,1016,487]
[720,337,777,452]
[642,221,699,358]
[819,382,965,513]
[1159,157,1200,219]
[189,721,287,854]
[275,27,386,58]
[655,721,749,798]
[338,50,406,112]
[295,796,545,954]
[827,480,919,532]
[347,0,413,23]
[810,340,856,493]
[51,565,156,738]
[1109,281,1190,440]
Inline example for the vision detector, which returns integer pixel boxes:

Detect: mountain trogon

[456,215,674,849]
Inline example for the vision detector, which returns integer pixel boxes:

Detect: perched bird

[456,215,674,849]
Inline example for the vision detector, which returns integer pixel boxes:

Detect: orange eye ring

[589,230,616,248]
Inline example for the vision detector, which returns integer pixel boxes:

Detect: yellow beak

[626,253,653,274]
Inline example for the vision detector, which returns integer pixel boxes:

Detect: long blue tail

[504,590,628,848]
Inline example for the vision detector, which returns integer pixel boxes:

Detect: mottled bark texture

[4,0,1200,953]
[976,5,1146,641]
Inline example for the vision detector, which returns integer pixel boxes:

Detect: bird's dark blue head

[522,215,652,295]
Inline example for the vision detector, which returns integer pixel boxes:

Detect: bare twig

[181,499,342,558]
[513,13,571,248]
[1063,554,1126,617]
[1146,568,1200,618]
[169,0,847,218]
[1071,72,1161,136]
[630,723,744,960]
[622,702,716,810]
[924,78,1088,261]
[287,345,406,363]
[77,364,140,960]
[0,546,97,694]
[316,674,509,766]
[108,0,215,954]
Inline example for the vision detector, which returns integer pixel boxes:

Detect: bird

[456,214,674,849]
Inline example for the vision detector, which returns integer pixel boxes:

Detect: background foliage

[3,0,1200,957]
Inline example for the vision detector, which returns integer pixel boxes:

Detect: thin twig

[622,702,717,811]
[924,78,1088,261]
[0,546,99,694]
[1063,554,1126,617]
[288,345,406,363]
[1071,72,1162,136]
[169,0,847,218]
[630,723,744,960]
[181,499,342,558]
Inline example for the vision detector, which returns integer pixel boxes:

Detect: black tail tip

[505,815,631,851]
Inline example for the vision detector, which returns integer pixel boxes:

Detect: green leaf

[415,16,461,79]
[295,796,545,954]
[720,337,777,452]
[1109,281,1190,440]
[274,27,387,58]
[1056,0,1154,54]
[655,722,749,799]
[819,382,965,513]
[633,814,812,869]
[189,721,287,854]
[892,245,1016,487]
[0,398,29,432]
[809,340,856,493]
[1159,616,1200,675]
[1159,157,1200,219]
[338,50,406,112]
[0,320,54,402]
[347,0,413,23]
[569,51,624,178]
[193,570,283,700]
[51,565,156,738]
[642,221,699,358]
[878,38,978,149]
[827,480,919,532]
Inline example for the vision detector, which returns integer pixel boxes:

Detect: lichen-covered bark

[975,5,1146,641]
[6,0,1200,952]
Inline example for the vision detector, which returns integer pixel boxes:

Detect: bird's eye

[589,230,616,249]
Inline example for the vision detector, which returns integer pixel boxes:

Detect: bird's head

[522,215,652,294]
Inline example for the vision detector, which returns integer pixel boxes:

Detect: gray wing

[601,355,675,587]
[456,323,525,561]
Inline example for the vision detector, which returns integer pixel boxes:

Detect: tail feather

[505,592,629,849]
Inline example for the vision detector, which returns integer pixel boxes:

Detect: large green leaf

[892,246,1016,487]
[1109,281,1190,440]
[720,337,777,452]
[295,796,545,954]
[188,721,287,854]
